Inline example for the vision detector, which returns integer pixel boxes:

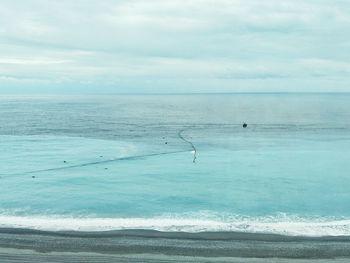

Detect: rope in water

[1,128,198,178]
[1,150,190,178]
[178,129,197,163]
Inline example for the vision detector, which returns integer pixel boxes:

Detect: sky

[0,0,350,94]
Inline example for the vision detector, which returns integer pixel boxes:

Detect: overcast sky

[1,0,350,94]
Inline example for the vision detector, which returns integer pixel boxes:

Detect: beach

[1,228,350,262]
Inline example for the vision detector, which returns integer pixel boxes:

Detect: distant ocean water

[1,94,350,237]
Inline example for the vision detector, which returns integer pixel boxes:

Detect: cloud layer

[1,0,350,93]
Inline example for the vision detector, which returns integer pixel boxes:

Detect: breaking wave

[0,212,350,237]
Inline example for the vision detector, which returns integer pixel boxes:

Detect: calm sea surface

[0,94,350,235]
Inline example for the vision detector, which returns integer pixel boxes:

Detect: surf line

[178,129,197,163]
[2,150,190,178]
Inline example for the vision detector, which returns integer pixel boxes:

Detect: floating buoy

[243,123,248,128]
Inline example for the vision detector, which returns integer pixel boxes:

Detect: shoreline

[1,228,350,261]
[2,227,350,241]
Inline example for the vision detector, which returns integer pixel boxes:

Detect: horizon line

[1,91,350,96]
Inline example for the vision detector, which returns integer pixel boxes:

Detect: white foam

[1,214,350,236]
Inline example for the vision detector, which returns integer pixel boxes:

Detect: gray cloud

[0,0,350,93]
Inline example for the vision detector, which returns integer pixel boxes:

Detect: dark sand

[1,228,350,262]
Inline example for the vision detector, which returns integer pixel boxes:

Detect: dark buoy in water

[104,168,108,170]
[243,123,248,128]
[63,160,67,163]
[32,176,35,178]
[165,142,168,144]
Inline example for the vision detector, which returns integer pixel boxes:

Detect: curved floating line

[2,150,190,178]
[1,128,199,178]
[178,129,197,163]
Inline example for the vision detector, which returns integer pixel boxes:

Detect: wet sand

[1,228,350,262]
[1,249,350,263]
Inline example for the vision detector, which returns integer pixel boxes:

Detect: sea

[1,93,350,237]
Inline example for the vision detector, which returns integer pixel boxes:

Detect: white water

[1,213,350,236]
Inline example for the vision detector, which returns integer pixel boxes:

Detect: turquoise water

[1,94,350,235]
